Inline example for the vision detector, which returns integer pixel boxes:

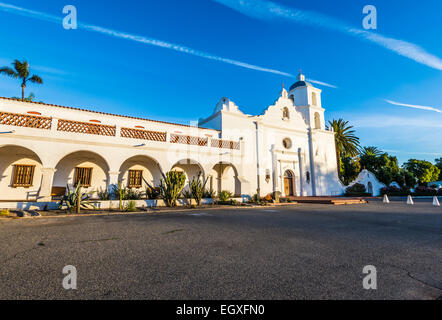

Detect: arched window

[312,92,317,106]
[314,112,321,129]
[283,107,290,119]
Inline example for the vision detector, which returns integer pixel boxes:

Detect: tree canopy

[403,159,440,185]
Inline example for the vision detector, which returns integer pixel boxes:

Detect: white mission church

[0,72,344,209]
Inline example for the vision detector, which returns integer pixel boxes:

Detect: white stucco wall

[0,74,342,205]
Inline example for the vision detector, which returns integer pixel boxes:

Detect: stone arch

[52,150,110,194]
[0,145,44,201]
[314,112,321,129]
[367,182,373,196]
[210,162,240,196]
[118,155,163,189]
[171,159,205,192]
[283,170,296,196]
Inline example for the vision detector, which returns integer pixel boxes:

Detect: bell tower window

[283,107,290,119]
[312,92,317,106]
[314,112,321,129]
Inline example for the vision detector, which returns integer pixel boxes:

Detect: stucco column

[108,171,120,191]
[39,168,57,202]
[298,148,306,196]
[51,118,59,133]
[271,145,279,193]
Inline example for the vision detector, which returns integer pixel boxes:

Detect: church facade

[0,72,343,208]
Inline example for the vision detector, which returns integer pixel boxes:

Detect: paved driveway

[0,202,441,300]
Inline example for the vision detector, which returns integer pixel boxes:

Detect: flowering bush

[380,186,411,196]
[413,186,437,196]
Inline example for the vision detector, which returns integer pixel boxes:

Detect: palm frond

[0,67,18,78]
[28,74,43,84]
[13,59,30,78]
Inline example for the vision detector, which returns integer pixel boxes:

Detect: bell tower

[288,70,325,130]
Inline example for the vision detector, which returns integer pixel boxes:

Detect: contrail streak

[385,99,442,114]
[213,0,442,71]
[0,2,292,77]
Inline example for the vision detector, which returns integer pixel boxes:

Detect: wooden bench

[51,187,66,198]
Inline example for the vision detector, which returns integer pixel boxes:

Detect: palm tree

[360,146,383,157]
[327,119,361,179]
[0,59,43,101]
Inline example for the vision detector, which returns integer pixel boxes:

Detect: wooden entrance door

[284,171,294,196]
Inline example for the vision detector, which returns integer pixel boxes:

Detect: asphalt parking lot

[0,201,441,300]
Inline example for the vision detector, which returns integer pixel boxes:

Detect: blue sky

[0,0,441,164]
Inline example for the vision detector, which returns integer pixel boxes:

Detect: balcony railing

[170,134,208,146]
[211,139,240,150]
[0,111,51,130]
[120,127,167,142]
[57,119,116,136]
[0,111,240,151]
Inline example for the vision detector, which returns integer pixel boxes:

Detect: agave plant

[203,188,216,199]
[143,177,162,200]
[159,171,186,207]
[96,187,110,200]
[59,184,97,214]
[218,190,233,202]
[189,173,209,206]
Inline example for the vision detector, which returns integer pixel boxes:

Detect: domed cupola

[289,70,313,91]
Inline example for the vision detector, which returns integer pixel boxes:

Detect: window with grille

[74,167,93,187]
[12,165,35,188]
[128,170,143,188]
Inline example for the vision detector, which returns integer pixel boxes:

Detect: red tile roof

[0,96,219,132]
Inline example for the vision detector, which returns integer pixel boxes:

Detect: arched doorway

[211,162,240,196]
[367,182,373,196]
[171,159,205,193]
[284,170,295,196]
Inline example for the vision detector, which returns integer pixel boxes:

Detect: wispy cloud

[385,99,442,114]
[0,2,336,88]
[213,0,442,71]
[0,2,294,79]
[349,115,442,128]
[384,149,442,156]
[0,57,67,78]
[306,78,337,89]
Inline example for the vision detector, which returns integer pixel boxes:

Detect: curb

[0,203,300,221]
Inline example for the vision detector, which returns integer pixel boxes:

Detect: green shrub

[125,188,143,200]
[160,171,187,207]
[145,186,161,199]
[413,186,437,196]
[203,189,216,199]
[125,200,137,212]
[182,190,192,199]
[345,183,370,197]
[218,190,232,202]
[97,187,110,200]
[380,186,411,196]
